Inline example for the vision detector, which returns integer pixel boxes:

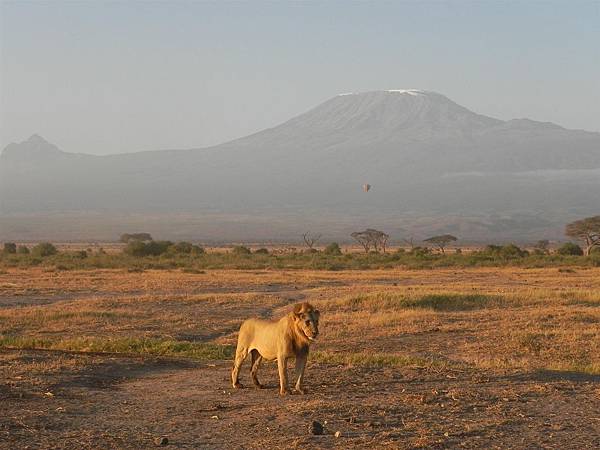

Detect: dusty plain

[1,266,599,449]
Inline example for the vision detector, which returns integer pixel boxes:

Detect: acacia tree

[423,234,458,254]
[302,232,322,251]
[351,229,389,253]
[565,216,600,256]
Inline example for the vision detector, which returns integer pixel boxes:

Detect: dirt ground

[1,267,599,449]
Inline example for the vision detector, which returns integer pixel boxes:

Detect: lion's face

[293,304,320,341]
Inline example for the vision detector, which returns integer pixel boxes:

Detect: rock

[335,431,342,438]
[308,421,324,435]
[154,436,168,446]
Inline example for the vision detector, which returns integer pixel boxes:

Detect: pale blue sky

[1,0,598,155]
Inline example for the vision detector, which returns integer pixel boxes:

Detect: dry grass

[1,267,599,374]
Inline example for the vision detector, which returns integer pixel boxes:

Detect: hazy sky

[1,1,599,155]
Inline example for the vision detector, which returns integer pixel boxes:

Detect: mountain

[1,90,599,241]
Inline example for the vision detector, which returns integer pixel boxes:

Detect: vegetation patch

[0,336,235,360]
[340,292,505,312]
[312,350,438,368]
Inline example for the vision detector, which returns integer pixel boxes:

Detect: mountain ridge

[4,90,597,161]
[1,89,599,241]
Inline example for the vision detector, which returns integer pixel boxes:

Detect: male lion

[231,302,320,395]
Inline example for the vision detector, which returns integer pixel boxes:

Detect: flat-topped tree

[423,234,458,254]
[565,216,600,256]
[351,229,389,253]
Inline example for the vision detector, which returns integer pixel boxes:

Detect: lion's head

[292,302,320,341]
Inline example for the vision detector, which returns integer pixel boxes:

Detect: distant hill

[1,90,599,241]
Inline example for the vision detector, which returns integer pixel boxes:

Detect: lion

[231,302,320,396]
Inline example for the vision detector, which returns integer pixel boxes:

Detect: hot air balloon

[362,183,371,192]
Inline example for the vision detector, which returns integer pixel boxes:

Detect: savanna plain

[1,251,599,449]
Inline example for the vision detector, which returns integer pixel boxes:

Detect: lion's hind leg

[231,344,249,389]
[250,349,264,389]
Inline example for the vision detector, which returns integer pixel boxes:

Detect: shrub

[124,240,173,257]
[410,247,431,257]
[31,242,58,257]
[75,250,88,259]
[590,246,600,255]
[3,243,17,254]
[170,241,194,254]
[499,244,529,258]
[557,242,584,256]
[232,246,251,255]
[191,245,205,255]
[324,242,342,255]
[17,246,30,255]
[254,248,269,254]
[483,244,528,258]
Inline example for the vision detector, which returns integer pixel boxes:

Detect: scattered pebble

[154,436,168,446]
[308,421,324,435]
[335,431,342,438]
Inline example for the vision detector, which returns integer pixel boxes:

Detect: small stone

[154,436,168,446]
[308,421,324,435]
[335,431,342,438]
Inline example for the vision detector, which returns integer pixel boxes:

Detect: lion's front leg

[294,350,308,394]
[277,355,289,396]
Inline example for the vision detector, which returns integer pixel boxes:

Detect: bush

[3,243,17,254]
[410,247,431,257]
[324,242,342,255]
[483,244,528,258]
[75,250,88,259]
[124,240,173,257]
[31,242,58,257]
[17,246,30,255]
[254,248,269,254]
[499,244,529,258]
[191,245,205,255]
[170,241,194,254]
[232,246,251,255]
[556,242,583,256]
[590,246,600,255]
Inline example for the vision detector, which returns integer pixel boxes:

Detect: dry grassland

[1,266,599,448]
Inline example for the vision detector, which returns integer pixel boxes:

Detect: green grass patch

[547,362,600,376]
[0,336,235,360]
[312,350,437,368]
[342,292,505,312]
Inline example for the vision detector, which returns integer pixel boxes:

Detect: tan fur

[231,302,320,395]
